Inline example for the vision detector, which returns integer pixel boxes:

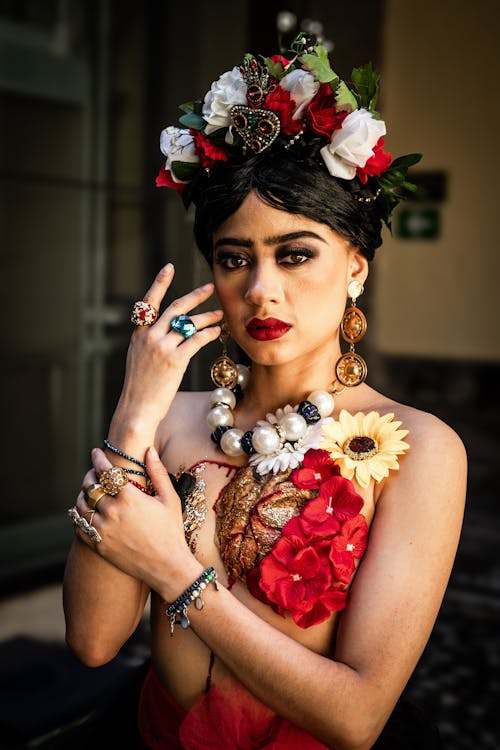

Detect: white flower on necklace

[249,410,333,475]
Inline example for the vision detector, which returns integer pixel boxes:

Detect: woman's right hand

[113,263,222,431]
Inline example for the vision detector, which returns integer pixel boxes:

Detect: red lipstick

[246,317,291,341]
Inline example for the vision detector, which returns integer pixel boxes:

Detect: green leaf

[300,45,339,86]
[263,56,288,81]
[171,160,199,182]
[334,80,358,111]
[351,63,380,111]
[389,153,422,170]
[179,112,206,130]
[179,100,204,116]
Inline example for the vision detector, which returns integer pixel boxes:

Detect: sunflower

[319,410,410,488]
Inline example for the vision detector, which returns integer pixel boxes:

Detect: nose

[244,261,283,307]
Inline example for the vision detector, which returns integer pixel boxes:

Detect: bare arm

[63,264,222,665]
[63,528,150,666]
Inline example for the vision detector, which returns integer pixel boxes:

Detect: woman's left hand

[73,447,202,599]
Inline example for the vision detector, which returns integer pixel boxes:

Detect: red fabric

[138,667,186,749]
[138,667,328,749]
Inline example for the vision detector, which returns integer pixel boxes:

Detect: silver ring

[68,507,102,543]
[169,314,197,339]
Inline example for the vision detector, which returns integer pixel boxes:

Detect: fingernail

[165,263,173,273]
[201,282,214,290]
[147,446,159,460]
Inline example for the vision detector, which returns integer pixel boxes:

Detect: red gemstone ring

[131,300,158,326]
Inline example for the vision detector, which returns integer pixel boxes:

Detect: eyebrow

[213,231,328,251]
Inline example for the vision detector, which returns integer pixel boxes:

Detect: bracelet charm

[166,567,219,635]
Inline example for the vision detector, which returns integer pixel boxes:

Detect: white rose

[159,126,199,183]
[202,67,247,135]
[320,108,386,179]
[280,69,319,119]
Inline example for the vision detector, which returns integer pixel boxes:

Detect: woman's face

[212,191,368,369]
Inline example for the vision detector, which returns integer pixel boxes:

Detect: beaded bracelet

[127,477,156,496]
[166,567,219,635]
[103,439,147,470]
[123,467,149,478]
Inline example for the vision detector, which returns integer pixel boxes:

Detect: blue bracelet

[103,439,147,470]
[166,567,219,635]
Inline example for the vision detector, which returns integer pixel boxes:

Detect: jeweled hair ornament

[156,32,421,230]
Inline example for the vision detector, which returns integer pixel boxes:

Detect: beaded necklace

[206,365,337,475]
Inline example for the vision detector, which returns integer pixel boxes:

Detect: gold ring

[99,466,129,496]
[86,483,108,510]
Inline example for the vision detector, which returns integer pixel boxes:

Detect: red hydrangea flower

[285,495,340,540]
[260,535,331,614]
[290,448,339,490]
[192,130,228,169]
[257,533,347,627]
[155,164,185,192]
[356,137,392,183]
[330,514,368,584]
[294,588,348,629]
[264,86,303,135]
[319,475,364,521]
[247,464,368,629]
[306,83,348,138]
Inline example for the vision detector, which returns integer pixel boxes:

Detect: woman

[63,35,466,749]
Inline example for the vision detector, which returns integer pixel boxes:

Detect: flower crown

[156,33,421,229]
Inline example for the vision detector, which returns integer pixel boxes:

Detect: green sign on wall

[397,208,440,240]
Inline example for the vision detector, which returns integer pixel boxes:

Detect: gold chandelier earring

[335,280,368,388]
[210,320,240,389]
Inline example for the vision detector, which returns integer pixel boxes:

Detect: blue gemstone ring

[170,314,197,339]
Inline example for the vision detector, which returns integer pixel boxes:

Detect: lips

[246,317,292,341]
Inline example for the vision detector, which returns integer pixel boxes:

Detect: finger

[142,263,175,310]
[90,447,114,476]
[81,467,97,490]
[157,282,216,328]
[145,446,175,503]
[175,323,222,358]
[167,309,223,341]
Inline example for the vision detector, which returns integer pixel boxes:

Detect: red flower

[192,130,228,169]
[319,475,364,522]
[257,533,347,627]
[264,86,303,135]
[290,448,339,490]
[155,164,185,192]
[330,514,368,584]
[259,534,331,613]
[356,137,392,184]
[285,495,340,540]
[269,54,290,68]
[247,467,368,629]
[306,83,348,138]
[293,588,347,629]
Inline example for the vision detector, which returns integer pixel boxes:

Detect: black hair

[192,144,383,264]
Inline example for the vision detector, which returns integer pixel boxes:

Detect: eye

[214,251,250,270]
[278,247,315,265]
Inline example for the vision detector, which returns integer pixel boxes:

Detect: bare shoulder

[367,391,467,511]
[158,391,210,443]
[369,390,466,461]
[155,391,214,471]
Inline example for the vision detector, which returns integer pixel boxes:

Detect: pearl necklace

[206,365,336,474]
